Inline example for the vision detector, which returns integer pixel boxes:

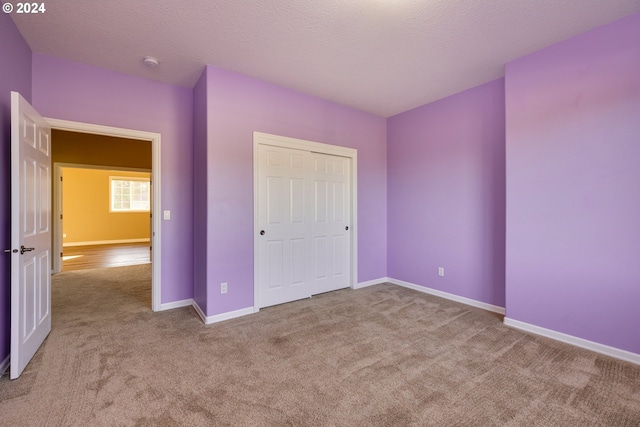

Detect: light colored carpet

[0,264,639,426]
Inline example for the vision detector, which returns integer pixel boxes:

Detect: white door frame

[52,164,63,274]
[46,118,162,312]
[253,131,358,311]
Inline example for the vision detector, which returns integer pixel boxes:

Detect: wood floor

[62,242,151,271]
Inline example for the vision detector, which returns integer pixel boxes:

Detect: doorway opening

[47,119,162,311]
[55,164,152,271]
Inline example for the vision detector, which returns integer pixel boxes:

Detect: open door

[9,91,52,379]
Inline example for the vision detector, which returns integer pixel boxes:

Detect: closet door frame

[253,132,358,311]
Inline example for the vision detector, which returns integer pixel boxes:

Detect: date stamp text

[3,2,47,14]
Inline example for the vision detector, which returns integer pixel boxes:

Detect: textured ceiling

[9,0,640,117]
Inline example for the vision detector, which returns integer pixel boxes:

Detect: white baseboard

[0,354,9,376]
[159,298,193,311]
[63,238,150,247]
[192,302,255,325]
[192,301,207,323]
[504,317,640,365]
[354,277,389,289]
[387,277,506,315]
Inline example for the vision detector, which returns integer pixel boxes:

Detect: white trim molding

[159,299,194,311]
[63,238,150,247]
[504,317,640,365]
[354,277,390,290]
[192,302,255,325]
[192,301,207,323]
[387,277,506,315]
[0,354,9,376]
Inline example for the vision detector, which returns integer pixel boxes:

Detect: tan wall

[63,168,151,245]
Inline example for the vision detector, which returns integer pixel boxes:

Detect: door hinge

[60,252,63,257]
[60,176,63,182]
[60,214,63,220]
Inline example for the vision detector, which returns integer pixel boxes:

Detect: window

[110,177,150,212]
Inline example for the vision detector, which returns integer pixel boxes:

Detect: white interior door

[257,143,352,308]
[257,145,312,307]
[310,153,351,295]
[10,91,52,379]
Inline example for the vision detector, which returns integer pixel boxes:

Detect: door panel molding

[253,132,358,311]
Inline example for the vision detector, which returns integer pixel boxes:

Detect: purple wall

[0,13,32,366]
[203,66,387,315]
[505,13,640,354]
[387,79,506,307]
[192,69,208,312]
[4,8,637,362]
[32,54,194,304]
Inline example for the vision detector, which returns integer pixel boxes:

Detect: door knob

[20,245,35,255]
[345,226,349,231]
[260,230,265,236]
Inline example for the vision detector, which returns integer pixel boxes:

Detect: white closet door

[257,143,352,308]
[310,153,351,295]
[257,145,312,308]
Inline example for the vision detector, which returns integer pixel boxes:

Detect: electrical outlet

[221,282,228,294]
[438,267,445,277]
